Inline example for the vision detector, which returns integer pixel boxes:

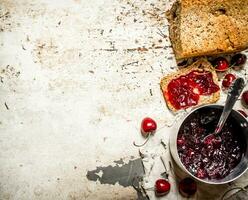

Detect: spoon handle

[215,78,245,134]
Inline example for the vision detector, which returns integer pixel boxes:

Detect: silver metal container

[170,104,248,184]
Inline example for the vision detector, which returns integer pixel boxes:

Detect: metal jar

[169,104,248,184]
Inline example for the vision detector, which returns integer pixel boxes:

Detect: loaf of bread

[167,0,248,60]
[160,59,220,112]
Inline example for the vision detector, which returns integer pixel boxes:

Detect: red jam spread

[166,70,220,110]
[177,108,245,180]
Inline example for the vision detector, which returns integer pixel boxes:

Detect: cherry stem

[160,156,169,179]
[229,63,236,69]
[160,156,168,172]
[143,186,154,191]
[215,64,233,72]
[131,176,142,192]
[140,185,151,200]
[131,177,151,199]
[132,180,140,192]
[161,140,167,150]
[133,133,151,147]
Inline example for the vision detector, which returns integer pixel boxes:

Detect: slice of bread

[167,0,248,60]
[160,59,220,112]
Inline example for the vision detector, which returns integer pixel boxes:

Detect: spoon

[204,77,245,142]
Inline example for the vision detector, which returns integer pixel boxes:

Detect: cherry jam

[166,70,219,110]
[177,108,246,180]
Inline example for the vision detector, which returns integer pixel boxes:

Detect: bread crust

[168,0,248,60]
[160,59,220,112]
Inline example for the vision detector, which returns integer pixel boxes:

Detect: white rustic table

[0,0,247,199]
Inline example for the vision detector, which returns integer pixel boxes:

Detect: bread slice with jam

[160,59,220,112]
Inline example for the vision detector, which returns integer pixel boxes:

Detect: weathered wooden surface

[0,0,247,199]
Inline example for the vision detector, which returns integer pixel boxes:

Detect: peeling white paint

[0,0,248,199]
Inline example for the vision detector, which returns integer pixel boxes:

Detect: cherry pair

[155,177,197,197]
[213,53,247,72]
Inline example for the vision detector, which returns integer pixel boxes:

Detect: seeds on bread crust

[168,0,248,60]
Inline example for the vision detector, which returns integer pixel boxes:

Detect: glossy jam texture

[177,109,245,180]
[166,70,219,110]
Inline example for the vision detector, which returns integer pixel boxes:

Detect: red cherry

[231,53,247,66]
[133,117,157,147]
[238,110,248,118]
[155,179,171,197]
[222,74,236,88]
[213,57,229,71]
[179,177,197,197]
[242,91,248,107]
[141,117,157,137]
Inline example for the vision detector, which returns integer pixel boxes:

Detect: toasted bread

[167,0,248,60]
[160,59,220,112]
